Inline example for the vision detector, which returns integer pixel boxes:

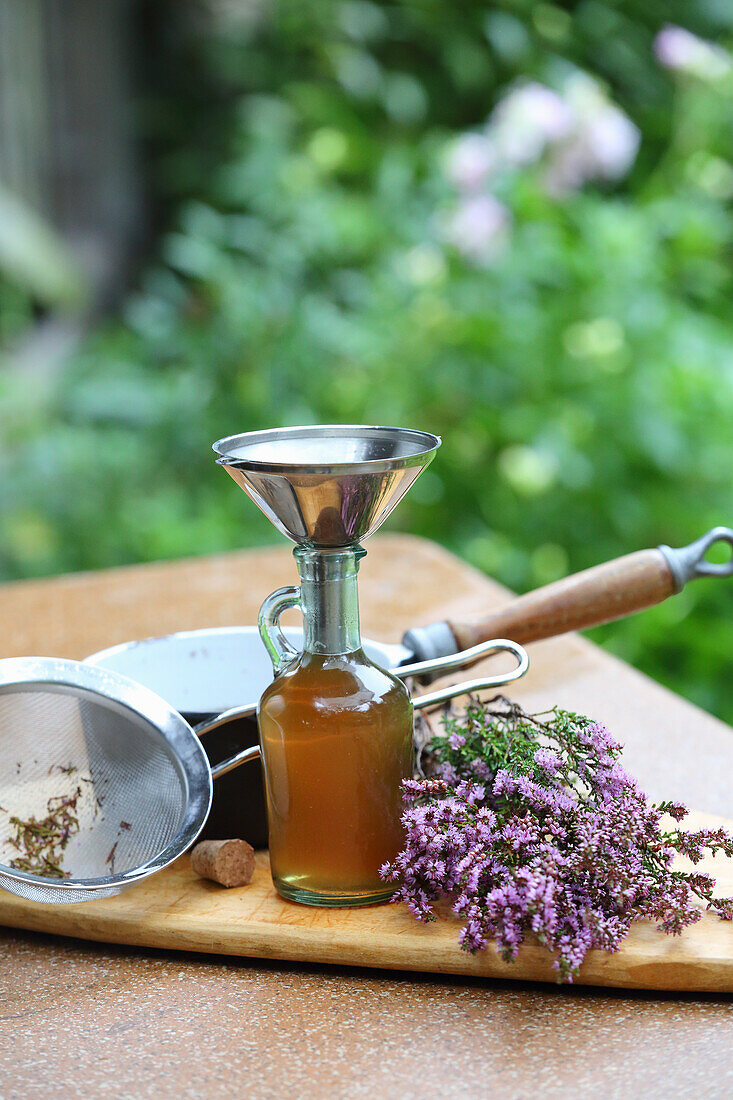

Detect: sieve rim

[0,656,213,897]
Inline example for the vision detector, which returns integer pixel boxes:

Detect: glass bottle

[257,545,413,907]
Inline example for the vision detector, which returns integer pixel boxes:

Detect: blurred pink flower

[489,82,574,166]
[544,74,640,192]
[442,73,639,223]
[445,133,497,192]
[654,24,732,80]
[444,194,511,264]
[585,105,640,179]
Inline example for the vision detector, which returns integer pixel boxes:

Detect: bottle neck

[295,546,365,656]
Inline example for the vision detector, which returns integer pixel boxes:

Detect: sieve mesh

[0,684,190,903]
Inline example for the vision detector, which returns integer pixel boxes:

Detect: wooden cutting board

[1,808,731,992]
[2,536,733,992]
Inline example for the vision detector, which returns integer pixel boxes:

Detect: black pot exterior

[186,713,268,849]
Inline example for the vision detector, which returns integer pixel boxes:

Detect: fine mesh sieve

[0,658,227,905]
[0,642,528,905]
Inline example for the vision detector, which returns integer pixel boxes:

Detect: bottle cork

[190,839,256,887]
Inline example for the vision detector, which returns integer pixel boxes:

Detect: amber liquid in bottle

[257,547,413,907]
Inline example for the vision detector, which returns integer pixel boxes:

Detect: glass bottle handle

[258,585,302,675]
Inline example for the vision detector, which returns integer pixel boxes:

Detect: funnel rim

[212,424,441,475]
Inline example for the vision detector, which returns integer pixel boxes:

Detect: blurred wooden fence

[0,0,143,306]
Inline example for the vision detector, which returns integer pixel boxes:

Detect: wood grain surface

[1,810,731,992]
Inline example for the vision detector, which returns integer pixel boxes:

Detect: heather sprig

[382,696,733,982]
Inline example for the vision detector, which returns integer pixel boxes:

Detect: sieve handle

[210,743,261,779]
[194,705,262,778]
[193,704,257,737]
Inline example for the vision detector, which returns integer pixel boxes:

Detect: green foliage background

[1,1,732,720]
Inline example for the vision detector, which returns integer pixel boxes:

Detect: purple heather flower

[383,698,733,982]
[534,747,562,775]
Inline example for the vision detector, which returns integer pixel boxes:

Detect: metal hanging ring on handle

[659,526,733,591]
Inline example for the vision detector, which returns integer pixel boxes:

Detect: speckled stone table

[1,536,732,1099]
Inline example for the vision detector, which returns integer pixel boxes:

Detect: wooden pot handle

[401,529,733,669]
[447,548,676,653]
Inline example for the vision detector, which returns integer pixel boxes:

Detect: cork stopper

[190,839,256,888]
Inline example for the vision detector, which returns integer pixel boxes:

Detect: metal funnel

[213,425,441,547]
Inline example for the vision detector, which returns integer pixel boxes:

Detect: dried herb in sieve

[6,788,82,878]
